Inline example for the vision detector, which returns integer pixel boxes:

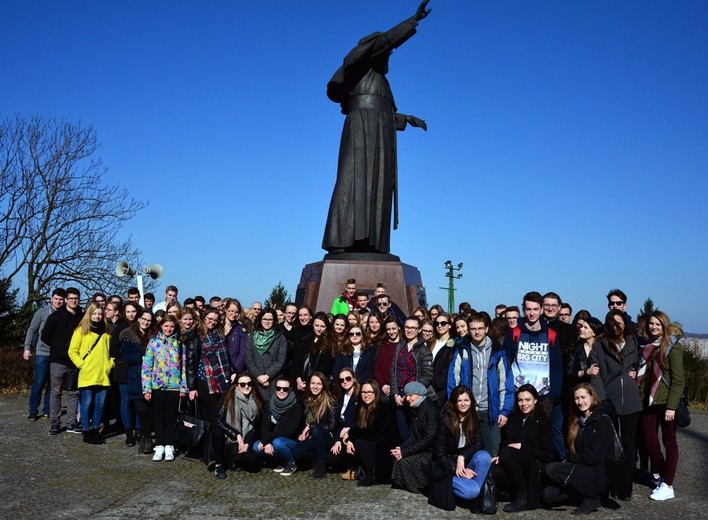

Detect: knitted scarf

[253,329,276,356]
[226,389,259,438]
[269,389,297,423]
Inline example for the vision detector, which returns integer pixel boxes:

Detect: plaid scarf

[201,329,231,394]
[637,341,662,406]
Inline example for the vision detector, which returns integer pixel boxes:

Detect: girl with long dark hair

[218,372,264,472]
[492,384,551,512]
[428,384,491,510]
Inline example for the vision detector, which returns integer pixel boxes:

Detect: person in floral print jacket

[142,316,186,462]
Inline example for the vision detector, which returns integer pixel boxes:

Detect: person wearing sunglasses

[253,376,304,476]
[605,289,638,334]
[329,368,361,479]
[430,313,455,404]
[333,325,376,384]
[218,372,264,474]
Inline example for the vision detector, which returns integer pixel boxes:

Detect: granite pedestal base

[296,256,424,315]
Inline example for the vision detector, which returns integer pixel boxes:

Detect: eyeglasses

[421,329,434,334]
[360,390,374,395]
[238,381,253,388]
[339,376,353,383]
[608,300,625,307]
[261,318,273,322]
[139,317,152,323]
[275,386,290,392]
[349,331,362,337]
[543,303,559,309]
[558,313,571,318]
[404,326,419,331]
[435,321,449,327]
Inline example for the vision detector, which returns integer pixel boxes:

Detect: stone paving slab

[1,394,706,519]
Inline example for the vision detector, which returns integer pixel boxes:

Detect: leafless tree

[0,115,153,308]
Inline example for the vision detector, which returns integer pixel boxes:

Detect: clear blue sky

[3,1,707,332]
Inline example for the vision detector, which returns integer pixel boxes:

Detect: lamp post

[439,260,463,315]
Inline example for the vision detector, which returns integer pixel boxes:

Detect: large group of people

[22,280,686,514]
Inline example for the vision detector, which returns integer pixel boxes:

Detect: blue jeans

[268,437,298,465]
[118,384,136,430]
[452,450,492,500]
[29,355,51,415]
[550,403,567,461]
[291,425,333,464]
[79,387,108,431]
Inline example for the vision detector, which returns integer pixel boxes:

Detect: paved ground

[1,393,706,519]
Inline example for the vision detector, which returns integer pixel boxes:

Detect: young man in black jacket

[41,287,83,435]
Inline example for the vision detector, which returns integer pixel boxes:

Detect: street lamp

[439,260,463,315]
[115,261,163,306]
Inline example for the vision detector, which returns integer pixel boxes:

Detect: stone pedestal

[296,256,424,315]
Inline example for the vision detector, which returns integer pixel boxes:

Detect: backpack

[511,326,556,347]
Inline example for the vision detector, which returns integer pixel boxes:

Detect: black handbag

[479,469,498,514]
[674,389,691,428]
[175,399,207,448]
[61,334,102,391]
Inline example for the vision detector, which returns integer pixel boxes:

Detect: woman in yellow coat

[68,303,114,444]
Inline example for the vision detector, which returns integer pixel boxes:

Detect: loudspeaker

[144,263,163,280]
[115,261,136,278]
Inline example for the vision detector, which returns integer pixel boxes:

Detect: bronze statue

[322,0,431,256]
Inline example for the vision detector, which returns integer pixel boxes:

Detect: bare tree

[0,115,152,308]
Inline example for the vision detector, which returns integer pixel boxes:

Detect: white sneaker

[152,445,165,462]
[650,482,674,501]
[164,445,175,461]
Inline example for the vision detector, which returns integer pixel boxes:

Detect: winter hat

[404,381,427,396]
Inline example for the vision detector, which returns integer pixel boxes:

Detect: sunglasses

[237,381,253,388]
[339,376,353,383]
[608,301,625,307]
[349,331,362,337]
[435,321,449,327]
[275,386,290,392]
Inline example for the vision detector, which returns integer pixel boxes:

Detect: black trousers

[197,380,225,466]
[152,390,180,445]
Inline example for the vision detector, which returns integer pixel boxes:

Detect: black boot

[311,463,327,479]
[504,491,528,513]
[125,429,136,447]
[142,437,153,454]
[138,436,146,454]
[543,485,570,506]
[571,497,601,515]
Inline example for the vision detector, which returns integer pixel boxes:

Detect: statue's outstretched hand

[415,0,431,21]
[407,115,428,131]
